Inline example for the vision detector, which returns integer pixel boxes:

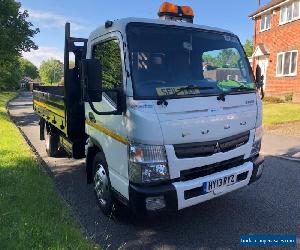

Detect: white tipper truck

[33,2,264,215]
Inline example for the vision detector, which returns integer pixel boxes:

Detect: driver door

[85,34,129,196]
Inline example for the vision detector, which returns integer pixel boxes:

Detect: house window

[260,14,271,31]
[280,0,300,24]
[276,51,298,76]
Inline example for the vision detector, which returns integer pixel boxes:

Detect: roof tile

[249,0,285,17]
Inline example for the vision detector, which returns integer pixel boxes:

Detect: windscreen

[127,23,255,100]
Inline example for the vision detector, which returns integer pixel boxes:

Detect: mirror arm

[86,88,124,116]
[88,98,122,115]
[256,81,265,100]
[260,85,265,100]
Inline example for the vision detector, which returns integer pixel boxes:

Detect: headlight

[128,143,170,184]
[250,126,263,157]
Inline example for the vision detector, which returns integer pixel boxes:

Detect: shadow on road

[8,92,300,249]
[10,112,39,127]
[51,155,300,250]
[262,134,300,160]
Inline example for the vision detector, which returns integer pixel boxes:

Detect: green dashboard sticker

[217,80,255,91]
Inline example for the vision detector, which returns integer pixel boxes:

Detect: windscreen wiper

[157,85,214,106]
[230,85,252,90]
[227,86,255,93]
[217,82,255,102]
[218,80,254,91]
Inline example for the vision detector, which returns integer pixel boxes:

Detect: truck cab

[33,3,264,215]
[83,4,264,215]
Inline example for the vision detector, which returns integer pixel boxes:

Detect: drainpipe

[253,17,257,70]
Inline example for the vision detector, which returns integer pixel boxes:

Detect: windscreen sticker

[223,35,238,43]
[156,86,200,96]
[183,41,193,51]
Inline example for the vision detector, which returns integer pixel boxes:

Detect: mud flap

[39,118,45,140]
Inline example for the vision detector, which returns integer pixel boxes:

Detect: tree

[0,57,23,91]
[39,59,64,85]
[203,49,239,69]
[0,0,39,90]
[19,58,39,79]
[203,54,217,66]
[243,39,253,57]
[216,49,239,68]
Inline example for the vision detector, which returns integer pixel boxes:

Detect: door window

[92,39,123,103]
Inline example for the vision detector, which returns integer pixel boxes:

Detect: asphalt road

[8,91,300,249]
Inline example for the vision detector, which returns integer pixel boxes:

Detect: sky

[20,0,270,67]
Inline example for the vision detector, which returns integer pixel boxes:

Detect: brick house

[249,0,300,101]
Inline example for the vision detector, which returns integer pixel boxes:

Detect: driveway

[8,91,300,249]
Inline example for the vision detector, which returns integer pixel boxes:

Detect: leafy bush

[264,96,285,103]
[284,93,293,102]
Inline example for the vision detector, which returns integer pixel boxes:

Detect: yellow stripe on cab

[85,120,128,145]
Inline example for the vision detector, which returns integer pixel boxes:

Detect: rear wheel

[44,124,59,157]
[93,152,114,216]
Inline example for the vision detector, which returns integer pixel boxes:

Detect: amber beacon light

[158,2,194,23]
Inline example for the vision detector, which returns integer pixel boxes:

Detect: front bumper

[129,155,264,214]
[249,155,264,184]
[129,183,178,214]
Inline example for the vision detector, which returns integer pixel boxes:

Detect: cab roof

[88,17,235,42]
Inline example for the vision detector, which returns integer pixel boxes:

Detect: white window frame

[260,13,272,32]
[276,50,298,77]
[280,0,300,25]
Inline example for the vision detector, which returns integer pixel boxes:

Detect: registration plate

[203,174,237,193]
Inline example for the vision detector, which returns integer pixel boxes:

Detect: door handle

[88,112,96,123]
[224,124,230,129]
[240,121,247,126]
[201,130,210,135]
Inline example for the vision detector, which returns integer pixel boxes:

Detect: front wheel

[93,153,114,216]
[44,124,59,157]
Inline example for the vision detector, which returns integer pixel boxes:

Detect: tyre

[92,152,114,216]
[44,124,59,157]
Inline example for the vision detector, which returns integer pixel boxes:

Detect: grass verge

[263,102,300,126]
[0,92,97,249]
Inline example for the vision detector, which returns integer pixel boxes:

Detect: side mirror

[81,59,102,102]
[255,65,265,99]
[255,65,262,86]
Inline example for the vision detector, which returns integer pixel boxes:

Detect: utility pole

[258,0,261,7]
[51,67,56,85]
[53,68,56,85]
